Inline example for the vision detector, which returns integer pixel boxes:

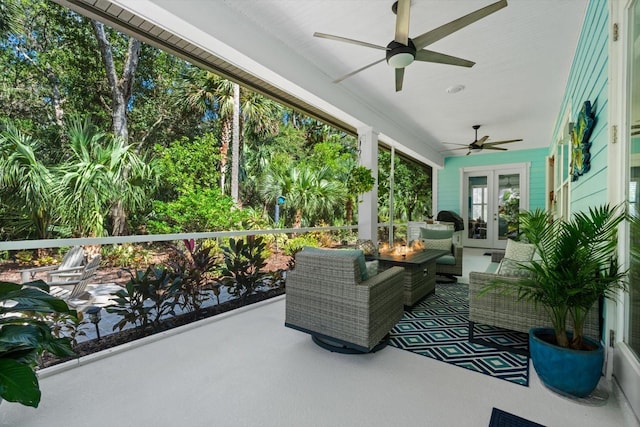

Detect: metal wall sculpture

[570,101,596,181]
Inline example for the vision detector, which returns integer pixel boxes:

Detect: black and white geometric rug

[390,282,530,386]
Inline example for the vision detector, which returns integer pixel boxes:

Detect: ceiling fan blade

[333,58,386,83]
[442,142,471,146]
[414,49,475,67]
[632,124,640,129]
[476,135,489,146]
[484,138,523,147]
[313,32,388,51]
[413,0,508,50]
[466,151,472,156]
[394,0,410,45]
[395,68,405,92]
[484,146,508,151]
[443,146,472,151]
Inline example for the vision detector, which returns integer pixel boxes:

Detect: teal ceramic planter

[529,327,604,398]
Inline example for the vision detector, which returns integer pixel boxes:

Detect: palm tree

[236,91,282,204]
[179,69,281,203]
[0,122,57,240]
[179,70,234,193]
[56,117,156,237]
[260,164,345,228]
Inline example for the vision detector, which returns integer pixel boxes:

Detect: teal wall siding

[437,148,547,215]
[551,0,609,212]
[436,1,608,218]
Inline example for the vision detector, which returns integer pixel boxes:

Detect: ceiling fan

[444,125,523,155]
[632,122,640,136]
[313,0,508,92]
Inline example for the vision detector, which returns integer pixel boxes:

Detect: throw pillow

[421,238,452,252]
[504,239,536,261]
[302,246,369,281]
[365,260,379,278]
[496,257,532,278]
[420,227,454,240]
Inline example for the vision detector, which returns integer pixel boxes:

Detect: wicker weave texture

[436,244,463,276]
[285,251,404,351]
[469,271,600,339]
[400,262,435,306]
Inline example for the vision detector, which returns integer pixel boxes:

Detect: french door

[462,164,528,249]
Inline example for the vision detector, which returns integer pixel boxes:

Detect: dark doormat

[489,408,545,427]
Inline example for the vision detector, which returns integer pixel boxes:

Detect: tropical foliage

[0,0,433,242]
[0,280,76,407]
[501,205,627,349]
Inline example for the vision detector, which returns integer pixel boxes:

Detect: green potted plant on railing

[495,205,627,397]
[0,280,76,407]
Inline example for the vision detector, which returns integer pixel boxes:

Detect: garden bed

[38,286,286,369]
[0,247,292,369]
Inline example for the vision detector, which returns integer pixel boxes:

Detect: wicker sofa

[285,249,405,353]
[468,265,600,343]
[407,221,463,278]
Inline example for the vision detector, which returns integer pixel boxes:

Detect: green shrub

[148,187,249,233]
[47,311,87,348]
[107,266,181,333]
[219,236,268,300]
[33,254,58,266]
[283,235,319,256]
[102,244,152,268]
[169,239,220,318]
[15,250,34,265]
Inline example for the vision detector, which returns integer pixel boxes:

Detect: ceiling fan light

[388,52,414,68]
[386,39,417,69]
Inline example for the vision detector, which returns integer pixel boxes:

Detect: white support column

[357,126,379,242]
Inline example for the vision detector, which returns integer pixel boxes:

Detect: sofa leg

[468,321,529,356]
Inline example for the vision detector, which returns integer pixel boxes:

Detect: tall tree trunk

[346,198,354,224]
[92,20,141,236]
[231,82,240,204]
[294,209,302,229]
[220,118,231,193]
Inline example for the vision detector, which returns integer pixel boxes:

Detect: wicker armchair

[285,249,405,353]
[468,271,600,346]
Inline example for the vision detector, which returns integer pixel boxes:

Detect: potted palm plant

[501,204,626,398]
[0,280,76,407]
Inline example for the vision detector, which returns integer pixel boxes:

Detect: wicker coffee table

[374,249,448,307]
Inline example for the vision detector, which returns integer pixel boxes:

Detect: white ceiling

[113,0,588,167]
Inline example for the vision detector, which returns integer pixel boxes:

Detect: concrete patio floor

[1,249,638,427]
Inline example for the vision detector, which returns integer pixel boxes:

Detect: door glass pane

[497,173,520,240]
[468,176,488,241]
[628,0,640,357]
